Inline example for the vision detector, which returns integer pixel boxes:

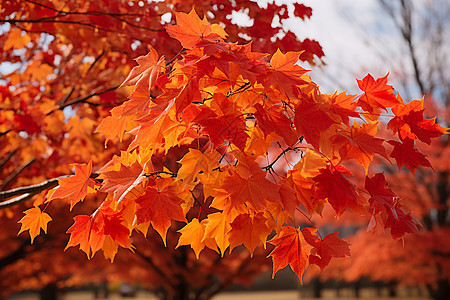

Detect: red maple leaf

[313,165,364,217]
[268,226,310,283]
[301,228,351,271]
[365,173,420,239]
[388,98,448,144]
[253,103,298,146]
[198,114,249,151]
[388,138,432,174]
[294,99,335,149]
[356,73,400,112]
[134,180,187,244]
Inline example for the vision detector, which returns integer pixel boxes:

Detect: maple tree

[1,1,448,299]
[0,1,324,299]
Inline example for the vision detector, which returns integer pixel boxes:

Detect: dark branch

[0,176,68,203]
[1,158,36,191]
[0,149,17,169]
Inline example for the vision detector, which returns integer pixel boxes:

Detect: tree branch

[0,176,68,208]
[0,149,17,169]
[1,158,36,191]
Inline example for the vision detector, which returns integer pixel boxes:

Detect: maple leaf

[176,218,206,259]
[228,212,271,255]
[165,8,227,49]
[388,138,432,174]
[327,91,359,126]
[388,98,448,144]
[127,100,177,151]
[121,46,165,92]
[356,73,401,113]
[294,99,335,149]
[134,181,187,244]
[253,103,297,146]
[301,228,351,271]
[101,211,132,251]
[65,215,105,258]
[177,148,221,183]
[365,173,420,239]
[385,206,420,240]
[197,113,249,151]
[293,3,313,20]
[49,160,96,209]
[202,212,231,255]
[265,49,309,94]
[365,172,397,217]
[268,226,310,283]
[221,164,281,212]
[287,149,327,214]
[337,122,389,172]
[3,28,31,51]
[18,207,52,243]
[95,106,130,144]
[313,165,364,217]
[100,161,145,202]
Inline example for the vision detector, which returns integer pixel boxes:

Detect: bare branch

[0,176,66,202]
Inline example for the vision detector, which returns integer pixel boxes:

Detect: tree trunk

[40,283,58,300]
[428,280,450,300]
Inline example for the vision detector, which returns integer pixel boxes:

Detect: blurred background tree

[304,1,449,299]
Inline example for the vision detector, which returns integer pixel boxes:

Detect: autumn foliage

[1,1,448,295]
[10,7,448,285]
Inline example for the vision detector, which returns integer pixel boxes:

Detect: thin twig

[0,149,17,169]
[1,158,36,191]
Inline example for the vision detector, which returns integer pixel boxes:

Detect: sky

[289,0,403,94]
[291,0,449,105]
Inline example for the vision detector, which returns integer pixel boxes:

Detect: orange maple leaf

[18,207,52,243]
[165,8,227,49]
[177,148,221,183]
[268,226,310,283]
[221,165,280,211]
[337,122,389,172]
[49,160,95,209]
[265,49,309,94]
[65,215,105,258]
[357,73,401,113]
[201,212,231,255]
[121,46,165,92]
[229,212,271,255]
[100,161,145,202]
[176,218,207,259]
[95,106,130,144]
